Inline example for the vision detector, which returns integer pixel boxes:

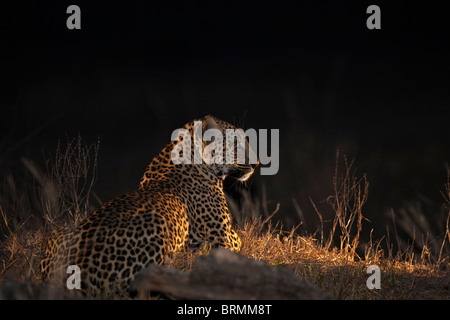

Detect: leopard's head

[174,115,259,182]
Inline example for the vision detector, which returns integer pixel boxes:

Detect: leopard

[40,115,259,296]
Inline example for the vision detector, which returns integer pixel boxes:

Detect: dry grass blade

[262,203,280,225]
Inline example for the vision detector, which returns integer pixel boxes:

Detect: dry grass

[166,154,450,300]
[161,212,449,299]
[238,217,449,299]
[39,134,100,228]
[0,135,100,282]
[0,140,449,299]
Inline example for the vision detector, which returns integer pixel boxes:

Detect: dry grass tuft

[39,134,100,228]
[237,215,449,299]
[0,135,100,283]
[166,154,450,299]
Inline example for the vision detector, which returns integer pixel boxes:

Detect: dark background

[0,1,449,240]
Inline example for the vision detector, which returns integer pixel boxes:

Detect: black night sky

[0,1,449,238]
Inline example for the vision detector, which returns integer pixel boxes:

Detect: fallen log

[130,248,329,300]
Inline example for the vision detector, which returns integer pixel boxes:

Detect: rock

[0,280,62,300]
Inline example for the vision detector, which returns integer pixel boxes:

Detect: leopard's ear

[202,115,220,132]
